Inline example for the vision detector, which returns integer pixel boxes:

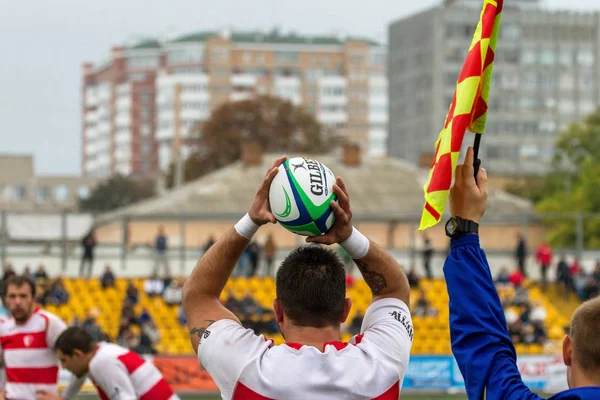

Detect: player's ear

[273,298,284,323]
[341,298,352,323]
[562,335,572,367]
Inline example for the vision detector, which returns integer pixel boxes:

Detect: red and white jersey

[0,308,67,400]
[88,342,179,400]
[199,298,414,400]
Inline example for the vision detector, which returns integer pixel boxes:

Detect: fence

[2,210,600,278]
[59,354,568,397]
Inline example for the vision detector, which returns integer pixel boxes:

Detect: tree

[507,110,600,247]
[166,95,329,187]
[79,174,155,213]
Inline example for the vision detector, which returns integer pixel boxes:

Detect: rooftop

[128,29,381,48]
[97,152,533,224]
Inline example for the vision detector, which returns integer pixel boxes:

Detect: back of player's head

[570,296,600,373]
[4,275,36,297]
[276,245,346,328]
[55,327,95,356]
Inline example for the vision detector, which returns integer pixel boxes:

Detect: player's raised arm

[307,178,410,306]
[182,156,287,352]
[443,147,540,400]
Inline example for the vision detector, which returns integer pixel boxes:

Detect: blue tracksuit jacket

[443,234,600,400]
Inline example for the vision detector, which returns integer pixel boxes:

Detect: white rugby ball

[269,157,337,236]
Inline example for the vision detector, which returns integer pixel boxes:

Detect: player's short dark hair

[570,296,600,372]
[276,245,346,328]
[4,275,36,297]
[55,327,96,356]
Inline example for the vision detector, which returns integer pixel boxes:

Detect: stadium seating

[44,277,570,356]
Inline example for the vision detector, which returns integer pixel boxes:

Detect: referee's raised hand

[450,146,488,223]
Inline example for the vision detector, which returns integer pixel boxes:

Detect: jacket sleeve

[443,234,543,400]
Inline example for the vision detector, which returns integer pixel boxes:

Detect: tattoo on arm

[190,320,217,340]
[355,260,387,295]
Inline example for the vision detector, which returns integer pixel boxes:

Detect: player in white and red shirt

[182,156,414,399]
[0,275,84,400]
[48,326,179,400]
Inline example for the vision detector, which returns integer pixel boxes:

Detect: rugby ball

[269,157,337,236]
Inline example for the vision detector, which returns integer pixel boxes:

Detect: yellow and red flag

[419,0,503,230]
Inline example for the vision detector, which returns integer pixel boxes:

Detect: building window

[540,49,556,66]
[167,48,203,64]
[370,52,386,66]
[559,50,573,67]
[256,53,265,63]
[36,185,51,203]
[521,48,537,65]
[243,52,252,63]
[275,51,299,63]
[78,185,90,200]
[211,47,230,62]
[55,185,69,203]
[350,53,365,65]
[541,74,557,90]
[577,50,594,67]
[5,185,28,202]
[127,56,159,69]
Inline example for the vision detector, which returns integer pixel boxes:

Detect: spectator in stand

[556,254,571,298]
[508,267,525,287]
[2,263,15,281]
[407,265,421,288]
[204,235,216,253]
[584,261,600,300]
[495,267,511,286]
[570,257,585,299]
[345,273,355,288]
[139,320,160,354]
[154,225,170,276]
[144,273,164,297]
[263,235,277,277]
[349,310,364,335]
[535,242,553,291]
[100,265,115,289]
[515,233,528,278]
[80,229,97,278]
[49,277,69,305]
[83,308,109,342]
[240,290,263,316]
[422,235,434,279]
[22,265,33,281]
[247,241,261,277]
[530,301,547,323]
[121,299,138,326]
[138,308,152,325]
[34,264,48,282]
[414,289,437,317]
[125,280,139,305]
[37,280,52,306]
[512,284,530,307]
[163,280,182,305]
[178,305,187,325]
[224,291,242,315]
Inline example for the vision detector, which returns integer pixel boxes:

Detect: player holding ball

[183,155,414,399]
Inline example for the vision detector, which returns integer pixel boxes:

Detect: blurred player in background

[41,326,179,400]
[0,275,83,400]
[182,156,413,399]
[444,147,600,400]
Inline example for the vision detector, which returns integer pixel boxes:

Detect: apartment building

[388,0,600,175]
[82,29,387,177]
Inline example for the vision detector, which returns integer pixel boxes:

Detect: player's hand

[450,146,488,223]
[248,155,287,226]
[35,390,61,400]
[307,177,353,245]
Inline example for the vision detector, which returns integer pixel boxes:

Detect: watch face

[446,218,459,235]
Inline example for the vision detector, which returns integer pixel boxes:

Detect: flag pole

[473,133,482,181]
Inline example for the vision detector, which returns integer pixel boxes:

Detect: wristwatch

[445,216,479,238]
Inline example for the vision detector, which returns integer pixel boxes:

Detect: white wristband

[234,213,260,240]
[340,227,370,259]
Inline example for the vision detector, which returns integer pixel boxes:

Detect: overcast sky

[0,0,598,175]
